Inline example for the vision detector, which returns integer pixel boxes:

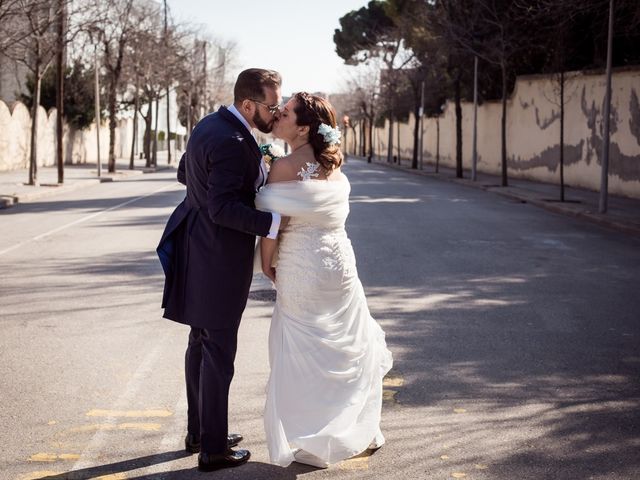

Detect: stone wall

[0,100,144,171]
[356,68,640,199]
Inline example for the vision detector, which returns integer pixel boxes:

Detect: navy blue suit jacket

[157,106,272,329]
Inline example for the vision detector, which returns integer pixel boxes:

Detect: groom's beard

[253,111,275,134]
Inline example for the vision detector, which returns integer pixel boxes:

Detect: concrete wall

[353,68,640,199]
[0,100,189,171]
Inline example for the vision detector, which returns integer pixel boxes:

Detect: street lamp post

[419,80,425,171]
[472,55,479,181]
[599,0,614,213]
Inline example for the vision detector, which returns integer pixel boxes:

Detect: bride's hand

[262,263,276,283]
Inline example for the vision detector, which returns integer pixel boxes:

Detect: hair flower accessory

[318,123,341,145]
[260,143,286,168]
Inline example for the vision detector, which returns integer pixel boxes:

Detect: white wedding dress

[255,164,393,468]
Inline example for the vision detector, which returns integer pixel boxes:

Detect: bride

[255,92,393,468]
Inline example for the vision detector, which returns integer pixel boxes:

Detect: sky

[166,0,370,97]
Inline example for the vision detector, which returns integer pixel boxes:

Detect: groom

[157,68,282,472]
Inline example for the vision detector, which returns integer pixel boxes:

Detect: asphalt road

[1,159,639,480]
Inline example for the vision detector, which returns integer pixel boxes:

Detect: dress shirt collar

[227,104,252,134]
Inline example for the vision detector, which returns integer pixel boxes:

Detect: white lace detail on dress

[297,162,320,181]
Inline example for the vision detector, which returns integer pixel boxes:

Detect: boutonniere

[259,143,286,169]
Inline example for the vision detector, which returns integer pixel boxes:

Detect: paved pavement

[1,158,639,479]
[358,155,640,238]
[4,154,640,240]
[4,154,640,241]
[0,155,177,209]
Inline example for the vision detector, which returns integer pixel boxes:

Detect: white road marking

[70,331,172,472]
[0,183,179,257]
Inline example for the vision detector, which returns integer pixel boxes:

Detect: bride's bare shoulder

[267,154,299,183]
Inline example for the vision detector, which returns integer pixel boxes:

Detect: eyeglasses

[251,99,280,116]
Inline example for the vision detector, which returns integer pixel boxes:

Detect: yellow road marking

[440,455,450,460]
[383,376,404,388]
[382,389,398,403]
[47,420,58,425]
[29,453,80,462]
[452,473,467,478]
[69,423,162,433]
[118,423,162,431]
[475,464,489,470]
[453,408,467,414]
[96,474,127,480]
[338,456,370,470]
[86,409,172,418]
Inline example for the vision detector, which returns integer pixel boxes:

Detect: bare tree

[433,0,526,186]
[4,0,62,185]
[176,31,237,139]
[346,62,383,163]
[124,6,163,167]
[91,0,134,173]
[0,0,29,53]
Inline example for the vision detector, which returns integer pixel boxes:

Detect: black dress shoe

[227,433,243,447]
[185,433,244,453]
[198,449,251,472]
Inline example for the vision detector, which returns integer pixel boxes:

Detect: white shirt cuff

[267,212,281,239]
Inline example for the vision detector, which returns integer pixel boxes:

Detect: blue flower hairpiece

[318,123,341,145]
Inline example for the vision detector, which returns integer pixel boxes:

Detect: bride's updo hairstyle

[293,92,343,172]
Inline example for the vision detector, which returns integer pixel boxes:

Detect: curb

[0,179,101,207]
[0,195,15,208]
[0,164,176,210]
[357,157,640,238]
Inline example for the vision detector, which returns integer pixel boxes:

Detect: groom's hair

[234,68,282,103]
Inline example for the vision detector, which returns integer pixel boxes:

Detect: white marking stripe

[70,331,172,472]
[0,183,179,257]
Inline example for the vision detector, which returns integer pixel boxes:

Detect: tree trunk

[29,68,42,186]
[186,90,192,143]
[130,75,139,170]
[412,104,420,169]
[368,115,374,163]
[163,0,171,164]
[396,119,400,164]
[166,86,171,164]
[560,70,565,202]
[144,97,153,166]
[455,72,463,178]
[387,113,394,163]
[351,125,357,157]
[500,61,508,187]
[55,0,65,184]
[108,79,117,173]
[152,95,159,167]
[436,118,440,173]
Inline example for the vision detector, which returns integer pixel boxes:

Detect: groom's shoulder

[198,108,246,135]
[191,110,239,144]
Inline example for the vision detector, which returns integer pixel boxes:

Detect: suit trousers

[185,326,238,454]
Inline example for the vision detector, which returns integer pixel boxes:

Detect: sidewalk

[354,155,640,237]
[0,155,178,209]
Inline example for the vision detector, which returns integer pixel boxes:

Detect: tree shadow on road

[365,267,640,479]
[29,450,316,480]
